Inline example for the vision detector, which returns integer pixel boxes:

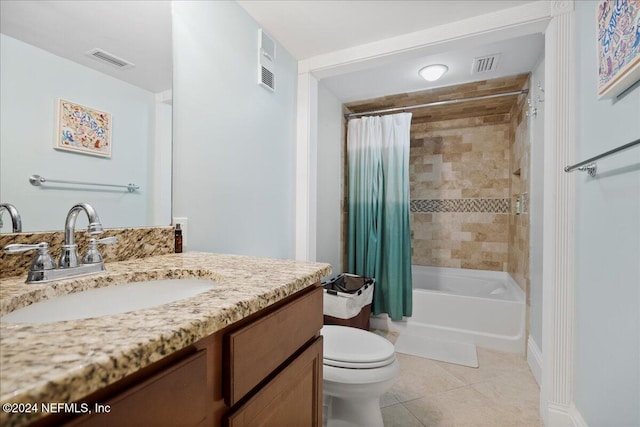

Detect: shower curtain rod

[344,89,529,118]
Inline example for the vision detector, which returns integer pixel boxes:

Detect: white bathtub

[370,265,526,353]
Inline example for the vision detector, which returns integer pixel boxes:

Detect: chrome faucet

[3,203,117,283]
[59,202,104,268]
[0,203,22,232]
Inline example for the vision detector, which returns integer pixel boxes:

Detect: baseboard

[527,336,543,387]
[569,404,588,427]
[547,403,574,426]
[545,402,588,427]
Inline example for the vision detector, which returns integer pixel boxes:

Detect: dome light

[418,64,448,82]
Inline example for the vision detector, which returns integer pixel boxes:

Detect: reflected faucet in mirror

[3,202,118,283]
[0,203,22,232]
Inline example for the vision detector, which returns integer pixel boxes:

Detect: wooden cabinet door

[225,337,323,427]
[225,286,323,405]
[67,350,209,427]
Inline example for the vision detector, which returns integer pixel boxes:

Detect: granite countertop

[0,252,331,427]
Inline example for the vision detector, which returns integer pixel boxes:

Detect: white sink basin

[1,278,216,324]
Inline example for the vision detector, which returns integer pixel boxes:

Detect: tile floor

[377,334,543,427]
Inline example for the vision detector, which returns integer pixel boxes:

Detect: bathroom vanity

[0,252,331,427]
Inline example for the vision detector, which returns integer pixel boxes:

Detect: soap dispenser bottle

[175,224,183,253]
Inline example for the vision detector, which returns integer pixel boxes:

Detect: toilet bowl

[322,325,399,427]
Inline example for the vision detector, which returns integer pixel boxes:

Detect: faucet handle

[95,236,118,245]
[4,242,49,254]
[82,236,118,264]
[4,242,56,271]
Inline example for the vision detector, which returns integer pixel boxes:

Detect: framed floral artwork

[597,0,640,98]
[55,99,112,157]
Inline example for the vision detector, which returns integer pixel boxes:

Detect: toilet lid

[322,325,396,369]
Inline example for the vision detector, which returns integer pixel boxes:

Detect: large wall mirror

[0,1,172,233]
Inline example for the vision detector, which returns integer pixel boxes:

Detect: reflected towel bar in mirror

[29,174,140,192]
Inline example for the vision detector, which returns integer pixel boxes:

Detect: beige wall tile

[409,90,530,283]
[508,96,530,295]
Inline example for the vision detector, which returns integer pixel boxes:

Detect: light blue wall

[316,83,344,277]
[0,34,154,232]
[574,2,640,426]
[171,1,297,258]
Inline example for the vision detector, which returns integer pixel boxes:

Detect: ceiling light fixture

[418,64,448,82]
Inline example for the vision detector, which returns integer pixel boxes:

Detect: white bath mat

[394,333,478,368]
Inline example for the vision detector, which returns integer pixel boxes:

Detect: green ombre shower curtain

[347,113,412,321]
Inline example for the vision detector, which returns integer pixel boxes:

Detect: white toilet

[322,325,399,427]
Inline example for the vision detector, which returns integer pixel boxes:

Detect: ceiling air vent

[86,48,134,69]
[472,53,500,74]
[258,29,276,92]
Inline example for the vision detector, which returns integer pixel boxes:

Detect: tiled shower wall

[507,96,530,293]
[410,115,512,271]
[410,95,530,290]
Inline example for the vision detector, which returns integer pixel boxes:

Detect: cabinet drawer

[67,350,208,427]
[225,286,323,405]
[225,337,323,427]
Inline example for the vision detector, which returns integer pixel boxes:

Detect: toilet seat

[322,326,400,426]
[322,325,396,369]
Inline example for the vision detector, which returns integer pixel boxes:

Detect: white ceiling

[1,1,544,101]
[237,0,537,60]
[0,1,172,93]
[323,33,544,102]
[238,0,544,102]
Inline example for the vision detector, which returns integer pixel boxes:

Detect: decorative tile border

[411,198,510,213]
